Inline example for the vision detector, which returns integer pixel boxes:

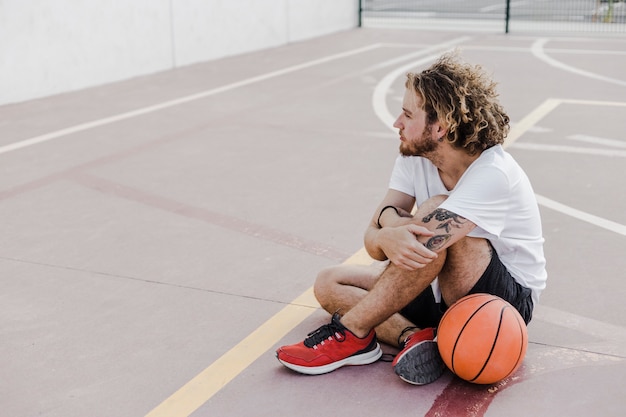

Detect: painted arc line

[369,36,472,72]
[531,39,626,88]
[0,43,383,156]
[143,248,374,417]
[372,51,446,131]
[372,36,472,132]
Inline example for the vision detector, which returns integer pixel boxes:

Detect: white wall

[0,0,359,106]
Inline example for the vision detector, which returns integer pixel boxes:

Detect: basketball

[437,293,528,384]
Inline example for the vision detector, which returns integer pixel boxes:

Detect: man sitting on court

[275,53,547,385]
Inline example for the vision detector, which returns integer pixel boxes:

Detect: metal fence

[360,0,626,34]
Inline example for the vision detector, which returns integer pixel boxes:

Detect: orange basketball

[437,293,528,384]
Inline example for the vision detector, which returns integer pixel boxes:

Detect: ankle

[339,316,371,339]
[398,326,419,347]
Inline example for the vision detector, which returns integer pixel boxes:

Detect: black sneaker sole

[393,340,445,385]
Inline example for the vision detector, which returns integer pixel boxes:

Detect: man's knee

[314,265,340,287]
[439,237,492,303]
[313,264,383,307]
[313,266,341,305]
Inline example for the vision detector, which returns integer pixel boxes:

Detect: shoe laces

[303,318,346,348]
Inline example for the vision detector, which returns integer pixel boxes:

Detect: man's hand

[376,224,438,271]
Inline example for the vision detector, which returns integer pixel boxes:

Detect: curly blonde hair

[406,52,510,155]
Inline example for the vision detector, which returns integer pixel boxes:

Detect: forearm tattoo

[422,209,467,250]
[425,234,451,250]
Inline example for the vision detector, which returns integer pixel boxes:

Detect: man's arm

[416,207,477,252]
[364,189,438,269]
[365,192,478,270]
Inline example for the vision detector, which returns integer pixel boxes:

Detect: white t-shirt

[388,145,547,304]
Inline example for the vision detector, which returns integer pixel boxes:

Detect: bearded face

[399,124,439,157]
[394,89,441,158]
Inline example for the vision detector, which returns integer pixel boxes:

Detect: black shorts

[399,250,534,328]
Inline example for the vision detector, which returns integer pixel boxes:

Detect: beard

[399,124,438,157]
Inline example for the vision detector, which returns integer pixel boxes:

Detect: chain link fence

[360,0,626,33]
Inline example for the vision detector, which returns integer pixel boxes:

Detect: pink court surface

[1,28,625,417]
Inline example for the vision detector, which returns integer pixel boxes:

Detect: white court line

[480,1,528,13]
[371,56,626,236]
[568,134,626,149]
[509,142,626,157]
[467,45,626,56]
[385,43,626,56]
[316,37,472,90]
[531,39,626,88]
[533,304,626,358]
[542,48,626,56]
[561,98,626,107]
[367,37,471,71]
[372,36,471,132]
[0,43,383,156]
[535,194,626,236]
[534,304,626,342]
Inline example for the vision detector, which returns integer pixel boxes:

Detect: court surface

[1,28,625,417]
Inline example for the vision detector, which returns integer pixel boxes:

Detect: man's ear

[433,121,448,139]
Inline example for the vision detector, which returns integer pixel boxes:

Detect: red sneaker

[276,313,382,375]
[392,327,445,385]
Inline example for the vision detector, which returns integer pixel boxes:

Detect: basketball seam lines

[469,304,506,382]
[450,298,497,374]
[512,310,527,373]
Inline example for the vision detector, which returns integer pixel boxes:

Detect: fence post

[505,0,511,33]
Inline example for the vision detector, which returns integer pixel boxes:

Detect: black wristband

[377,205,399,228]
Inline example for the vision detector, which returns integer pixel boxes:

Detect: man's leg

[276,194,490,377]
[390,236,492,384]
[275,257,446,376]
[438,237,492,305]
[314,255,446,345]
[314,263,431,347]
[312,251,451,384]
[276,195,448,376]
[316,195,444,339]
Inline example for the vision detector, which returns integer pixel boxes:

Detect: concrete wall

[0,0,359,106]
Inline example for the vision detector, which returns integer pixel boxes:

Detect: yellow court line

[504,98,561,148]
[144,248,374,417]
[505,98,626,148]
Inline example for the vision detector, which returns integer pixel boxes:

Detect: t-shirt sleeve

[388,155,415,196]
[438,165,510,237]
